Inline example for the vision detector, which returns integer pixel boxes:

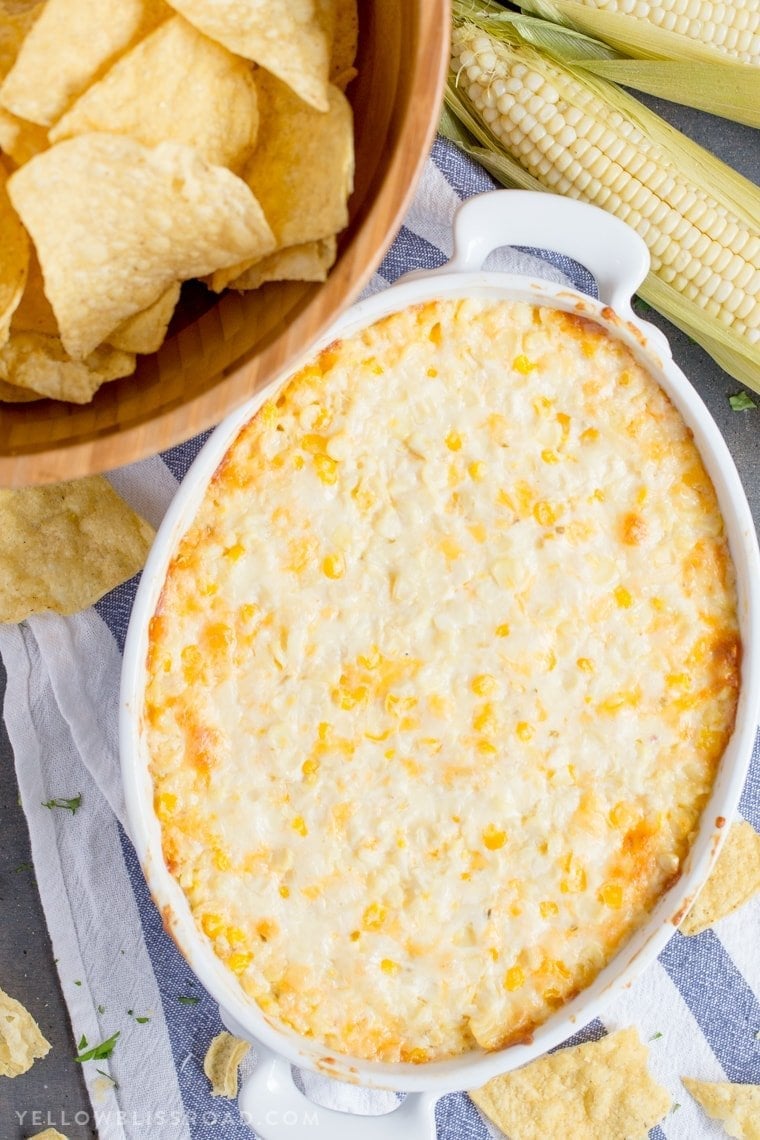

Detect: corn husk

[445,3,760,390]
[515,0,760,126]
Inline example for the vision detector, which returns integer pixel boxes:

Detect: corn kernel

[358,646,381,670]
[614,586,633,608]
[301,433,327,454]
[201,913,224,939]
[468,461,486,481]
[292,816,308,837]
[560,859,587,893]
[226,925,246,945]
[472,673,497,696]
[155,792,177,820]
[213,849,231,872]
[477,739,497,756]
[318,721,330,741]
[598,882,624,909]
[302,758,320,781]
[513,354,536,374]
[380,958,399,974]
[322,553,345,579]
[445,430,462,451]
[238,603,259,623]
[314,453,339,484]
[224,542,245,561]
[362,903,387,931]
[504,966,525,991]
[576,657,594,672]
[482,824,507,850]
[279,885,290,898]
[540,900,559,919]
[516,721,534,742]
[407,1048,428,1064]
[541,448,560,464]
[533,500,557,526]
[495,622,510,638]
[385,693,417,715]
[227,952,252,974]
[469,522,487,543]
[293,454,305,470]
[666,673,690,689]
[581,427,599,443]
[350,930,361,941]
[474,703,497,734]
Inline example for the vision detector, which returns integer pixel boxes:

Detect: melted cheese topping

[145,299,740,1063]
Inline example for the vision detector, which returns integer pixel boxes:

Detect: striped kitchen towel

[1,138,758,1140]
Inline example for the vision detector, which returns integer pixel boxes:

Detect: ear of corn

[445,3,760,390]
[513,0,760,125]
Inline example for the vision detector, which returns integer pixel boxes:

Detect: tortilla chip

[330,0,358,90]
[0,376,40,400]
[245,71,352,248]
[0,1,44,84]
[203,1031,251,1098]
[0,105,48,165]
[470,1028,670,1140]
[50,16,259,172]
[683,1079,760,1140]
[0,331,135,402]
[0,476,154,622]
[10,249,58,336]
[0,0,171,126]
[226,237,337,292]
[0,986,51,1077]
[681,819,760,936]
[8,134,275,359]
[0,156,27,345]
[107,283,180,355]
[164,0,334,111]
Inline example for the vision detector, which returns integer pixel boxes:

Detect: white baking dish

[121,190,760,1140]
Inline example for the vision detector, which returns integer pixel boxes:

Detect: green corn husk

[444,1,760,390]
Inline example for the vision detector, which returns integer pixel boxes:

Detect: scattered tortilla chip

[30,1132,69,1140]
[0,0,171,126]
[226,237,337,292]
[0,476,155,622]
[0,986,51,1077]
[10,249,58,336]
[0,105,48,165]
[0,376,40,401]
[330,0,358,89]
[164,0,333,111]
[0,1,44,84]
[203,1030,251,1098]
[0,331,135,402]
[0,156,27,345]
[681,819,760,936]
[107,283,180,355]
[245,71,352,249]
[683,1078,760,1140]
[470,1028,670,1140]
[50,16,259,172]
[8,134,275,359]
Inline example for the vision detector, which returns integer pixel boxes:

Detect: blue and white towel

[2,138,759,1140]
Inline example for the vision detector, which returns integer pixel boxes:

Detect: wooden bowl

[0,1,451,487]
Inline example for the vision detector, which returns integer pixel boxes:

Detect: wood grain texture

[0,0,451,487]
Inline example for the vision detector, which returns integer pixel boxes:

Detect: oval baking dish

[121,190,760,1140]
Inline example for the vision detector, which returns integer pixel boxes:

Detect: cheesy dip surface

[145,298,740,1063]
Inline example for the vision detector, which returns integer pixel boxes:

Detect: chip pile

[0,0,356,404]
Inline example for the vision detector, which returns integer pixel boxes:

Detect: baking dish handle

[235,1040,438,1140]
[445,188,653,324]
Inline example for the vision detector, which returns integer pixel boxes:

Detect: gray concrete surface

[0,100,758,1140]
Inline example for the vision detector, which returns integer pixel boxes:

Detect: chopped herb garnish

[14,861,33,873]
[75,1031,120,1063]
[97,1005,105,1015]
[729,391,757,411]
[96,1067,118,1088]
[177,995,200,1006]
[42,794,82,815]
[670,1103,681,1114]
[135,1016,151,1024]
[127,1009,133,1016]
[648,1031,663,1041]
[78,1034,88,1051]
[74,980,82,987]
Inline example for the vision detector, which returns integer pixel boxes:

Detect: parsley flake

[78,1034,88,1051]
[177,995,200,1006]
[135,1016,151,1024]
[729,391,757,411]
[97,1005,105,1015]
[75,1031,120,1063]
[648,1031,663,1041]
[42,794,82,815]
[74,980,82,987]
